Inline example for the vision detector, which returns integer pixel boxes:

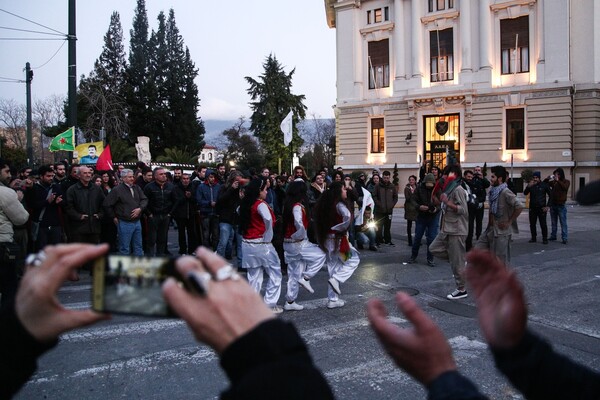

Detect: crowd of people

[2,154,596,399]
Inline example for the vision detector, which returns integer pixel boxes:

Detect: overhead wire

[0,26,65,37]
[32,40,67,69]
[0,8,66,36]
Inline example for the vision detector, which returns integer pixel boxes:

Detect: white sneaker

[328,278,341,295]
[271,305,284,314]
[446,289,468,300]
[283,301,304,311]
[298,277,314,294]
[327,299,345,309]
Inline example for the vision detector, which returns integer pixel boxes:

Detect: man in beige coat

[429,164,469,300]
[0,158,30,306]
[476,165,523,263]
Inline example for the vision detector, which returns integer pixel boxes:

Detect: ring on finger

[25,250,47,268]
[187,271,212,296]
[214,264,240,281]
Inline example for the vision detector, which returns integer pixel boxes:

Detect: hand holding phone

[162,248,274,354]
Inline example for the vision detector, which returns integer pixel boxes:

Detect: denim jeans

[118,220,144,256]
[216,222,235,259]
[411,213,440,261]
[356,229,376,247]
[550,204,568,241]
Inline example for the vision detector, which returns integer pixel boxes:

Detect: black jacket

[143,181,177,216]
[467,176,490,203]
[172,182,197,219]
[26,182,63,227]
[412,183,440,218]
[216,185,240,225]
[524,181,551,208]
[65,182,106,235]
[103,183,148,221]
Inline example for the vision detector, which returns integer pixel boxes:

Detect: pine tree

[78,11,128,140]
[126,0,152,144]
[245,54,306,171]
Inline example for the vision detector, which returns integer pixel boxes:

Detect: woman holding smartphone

[238,177,282,313]
[312,181,360,309]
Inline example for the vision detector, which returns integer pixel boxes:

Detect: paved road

[15,204,600,399]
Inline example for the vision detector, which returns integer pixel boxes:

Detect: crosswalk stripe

[59,285,91,293]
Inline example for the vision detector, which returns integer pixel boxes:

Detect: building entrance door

[423,114,460,171]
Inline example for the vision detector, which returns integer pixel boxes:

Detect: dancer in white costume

[282,181,326,311]
[313,181,360,309]
[238,178,282,313]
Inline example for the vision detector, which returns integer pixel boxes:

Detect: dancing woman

[238,177,283,313]
[313,181,360,309]
[282,181,327,311]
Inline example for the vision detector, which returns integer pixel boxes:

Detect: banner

[75,141,104,164]
[49,127,75,152]
[281,110,293,146]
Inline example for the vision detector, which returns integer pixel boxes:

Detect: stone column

[479,0,492,70]
[411,0,423,77]
[460,0,472,72]
[393,0,406,80]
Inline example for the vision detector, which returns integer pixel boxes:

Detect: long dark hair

[283,181,308,230]
[312,181,347,251]
[239,177,269,235]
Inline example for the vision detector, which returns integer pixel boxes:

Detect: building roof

[324,0,336,28]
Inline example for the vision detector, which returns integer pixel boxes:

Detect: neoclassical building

[324,0,600,195]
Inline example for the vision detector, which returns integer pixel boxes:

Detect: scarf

[311,181,325,193]
[488,183,508,218]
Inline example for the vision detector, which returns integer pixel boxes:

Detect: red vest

[284,203,308,238]
[244,200,275,239]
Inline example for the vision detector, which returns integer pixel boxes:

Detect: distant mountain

[202,120,238,148]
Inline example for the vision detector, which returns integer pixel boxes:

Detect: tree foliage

[125,4,204,156]
[245,54,306,171]
[109,137,138,163]
[156,146,199,165]
[221,117,264,172]
[78,11,128,141]
[298,114,335,175]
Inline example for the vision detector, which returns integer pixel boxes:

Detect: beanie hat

[424,173,435,184]
[533,171,541,179]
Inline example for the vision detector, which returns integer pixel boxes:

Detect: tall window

[430,29,454,82]
[429,0,454,13]
[368,39,390,89]
[501,16,529,74]
[371,118,385,153]
[506,108,525,149]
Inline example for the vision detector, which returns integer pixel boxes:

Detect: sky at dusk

[0,1,337,120]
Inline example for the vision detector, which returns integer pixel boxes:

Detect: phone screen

[92,255,182,317]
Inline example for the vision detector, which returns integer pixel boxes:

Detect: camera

[548,175,555,181]
[92,254,186,317]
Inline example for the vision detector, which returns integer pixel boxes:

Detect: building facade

[325,0,600,196]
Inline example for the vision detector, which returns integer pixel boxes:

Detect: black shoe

[562,240,568,245]
[369,245,378,251]
[357,243,364,250]
[528,238,536,243]
[386,242,396,246]
[407,257,416,264]
[427,259,435,267]
[548,237,557,241]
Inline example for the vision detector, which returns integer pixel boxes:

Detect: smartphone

[92,254,184,317]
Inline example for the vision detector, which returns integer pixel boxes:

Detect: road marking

[61,319,186,342]
[365,279,392,289]
[64,301,91,310]
[28,346,217,384]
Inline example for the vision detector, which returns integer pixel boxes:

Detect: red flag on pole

[96,144,113,171]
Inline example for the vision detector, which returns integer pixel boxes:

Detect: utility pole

[25,62,34,165]
[67,0,77,157]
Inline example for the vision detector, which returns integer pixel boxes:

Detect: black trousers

[529,207,548,240]
[375,212,393,244]
[175,217,198,254]
[147,214,171,256]
[466,206,484,251]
